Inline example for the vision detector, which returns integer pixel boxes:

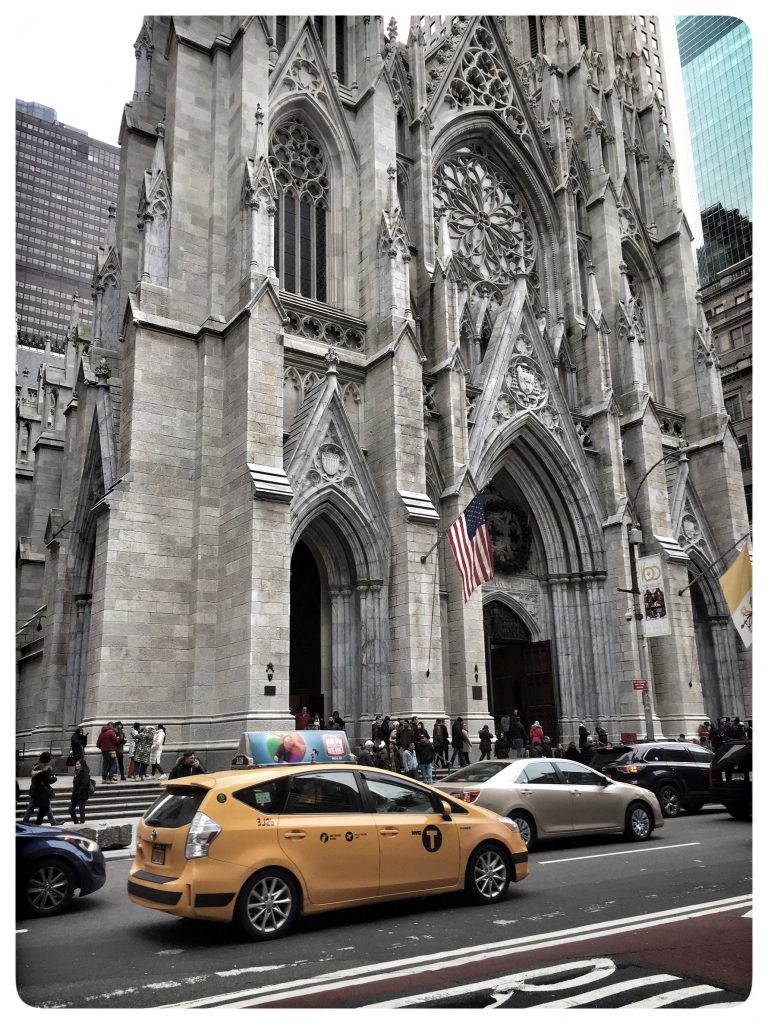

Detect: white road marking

[538,974,680,1007]
[16,929,28,934]
[164,894,752,1009]
[623,984,723,1007]
[157,948,185,955]
[216,964,287,978]
[540,842,701,864]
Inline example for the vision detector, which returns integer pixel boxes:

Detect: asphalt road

[16,807,752,1008]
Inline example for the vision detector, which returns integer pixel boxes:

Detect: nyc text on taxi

[127,764,528,939]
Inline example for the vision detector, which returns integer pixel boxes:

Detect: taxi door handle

[379,828,399,837]
[283,830,307,840]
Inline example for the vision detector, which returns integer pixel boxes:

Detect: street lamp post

[627,523,655,741]
[619,444,689,742]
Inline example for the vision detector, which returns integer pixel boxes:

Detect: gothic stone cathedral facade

[16,15,751,766]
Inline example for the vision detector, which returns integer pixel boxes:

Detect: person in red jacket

[95,722,119,783]
[294,706,311,730]
[529,720,544,746]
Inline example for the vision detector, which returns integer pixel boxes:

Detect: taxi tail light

[458,789,481,803]
[615,764,646,775]
[184,811,222,859]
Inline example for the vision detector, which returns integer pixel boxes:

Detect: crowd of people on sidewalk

[20,707,752,826]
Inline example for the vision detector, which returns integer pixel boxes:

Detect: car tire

[657,783,681,818]
[465,843,511,904]
[508,810,537,851]
[235,868,300,941]
[23,857,75,917]
[725,803,751,821]
[624,801,654,841]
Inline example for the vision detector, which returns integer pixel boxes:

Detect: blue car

[16,824,107,917]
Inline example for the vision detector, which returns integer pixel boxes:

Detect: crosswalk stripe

[622,984,724,1007]
[537,974,680,1008]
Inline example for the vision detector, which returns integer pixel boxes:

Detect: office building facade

[15,100,120,348]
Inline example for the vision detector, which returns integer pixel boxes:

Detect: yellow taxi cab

[127,763,528,940]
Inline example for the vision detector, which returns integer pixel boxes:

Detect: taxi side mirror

[441,800,453,821]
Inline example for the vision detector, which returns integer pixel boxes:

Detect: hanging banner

[637,553,672,637]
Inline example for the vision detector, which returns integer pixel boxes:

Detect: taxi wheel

[465,844,511,904]
[235,869,300,941]
[624,801,653,841]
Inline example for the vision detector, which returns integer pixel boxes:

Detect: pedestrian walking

[95,721,119,783]
[508,712,527,759]
[565,740,580,760]
[114,721,127,779]
[380,715,392,744]
[540,735,553,757]
[372,714,383,742]
[133,725,154,779]
[150,724,166,777]
[478,725,493,760]
[22,752,59,826]
[67,757,92,823]
[450,717,463,766]
[460,721,472,767]
[499,712,511,734]
[595,719,608,746]
[402,741,419,779]
[416,734,435,785]
[732,716,747,739]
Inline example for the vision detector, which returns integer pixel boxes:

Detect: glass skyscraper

[675,16,752,285]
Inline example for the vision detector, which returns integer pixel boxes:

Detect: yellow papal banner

[719,545,752,648]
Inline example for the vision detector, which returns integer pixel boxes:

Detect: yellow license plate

[731,772,745,781]
[151,844,166,865]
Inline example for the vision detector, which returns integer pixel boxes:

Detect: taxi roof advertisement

[240,730,352,765]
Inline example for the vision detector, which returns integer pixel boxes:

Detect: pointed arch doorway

[483,601,557,742]
[289,539,324,724]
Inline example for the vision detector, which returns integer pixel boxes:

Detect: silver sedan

[437,758,664,850]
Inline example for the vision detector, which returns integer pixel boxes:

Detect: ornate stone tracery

[269,118,329,207]
[433,146,536,284]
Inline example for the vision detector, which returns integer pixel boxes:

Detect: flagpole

[420,528,447,564]
[677,531,751,596]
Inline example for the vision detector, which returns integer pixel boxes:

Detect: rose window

[433,147,536,283]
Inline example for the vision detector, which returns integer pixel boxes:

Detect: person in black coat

[494,730,511,759]
[168,751,206,779]
[70,727,87,761]
[23,752,59,826]
[68,757,92,823]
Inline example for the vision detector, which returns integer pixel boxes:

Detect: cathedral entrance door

[484,602,557,743]
[289,540,324,724]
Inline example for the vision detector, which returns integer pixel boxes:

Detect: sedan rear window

[442,763,509,784]
[144,786,206,828]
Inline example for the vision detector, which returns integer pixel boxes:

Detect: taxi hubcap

[247,876,292,933]
[475,851,507,897]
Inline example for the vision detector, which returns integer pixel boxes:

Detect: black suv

[709,740,752,820]
[602,741,715,817]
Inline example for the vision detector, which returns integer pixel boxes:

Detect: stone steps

[16,779,164,822]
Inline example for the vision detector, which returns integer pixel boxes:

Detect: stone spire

[587,262,603,319]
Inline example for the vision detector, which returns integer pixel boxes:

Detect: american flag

[448,494,495,602]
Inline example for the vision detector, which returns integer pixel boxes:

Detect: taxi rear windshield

[443,763,508,784]
[144,786,206,828]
